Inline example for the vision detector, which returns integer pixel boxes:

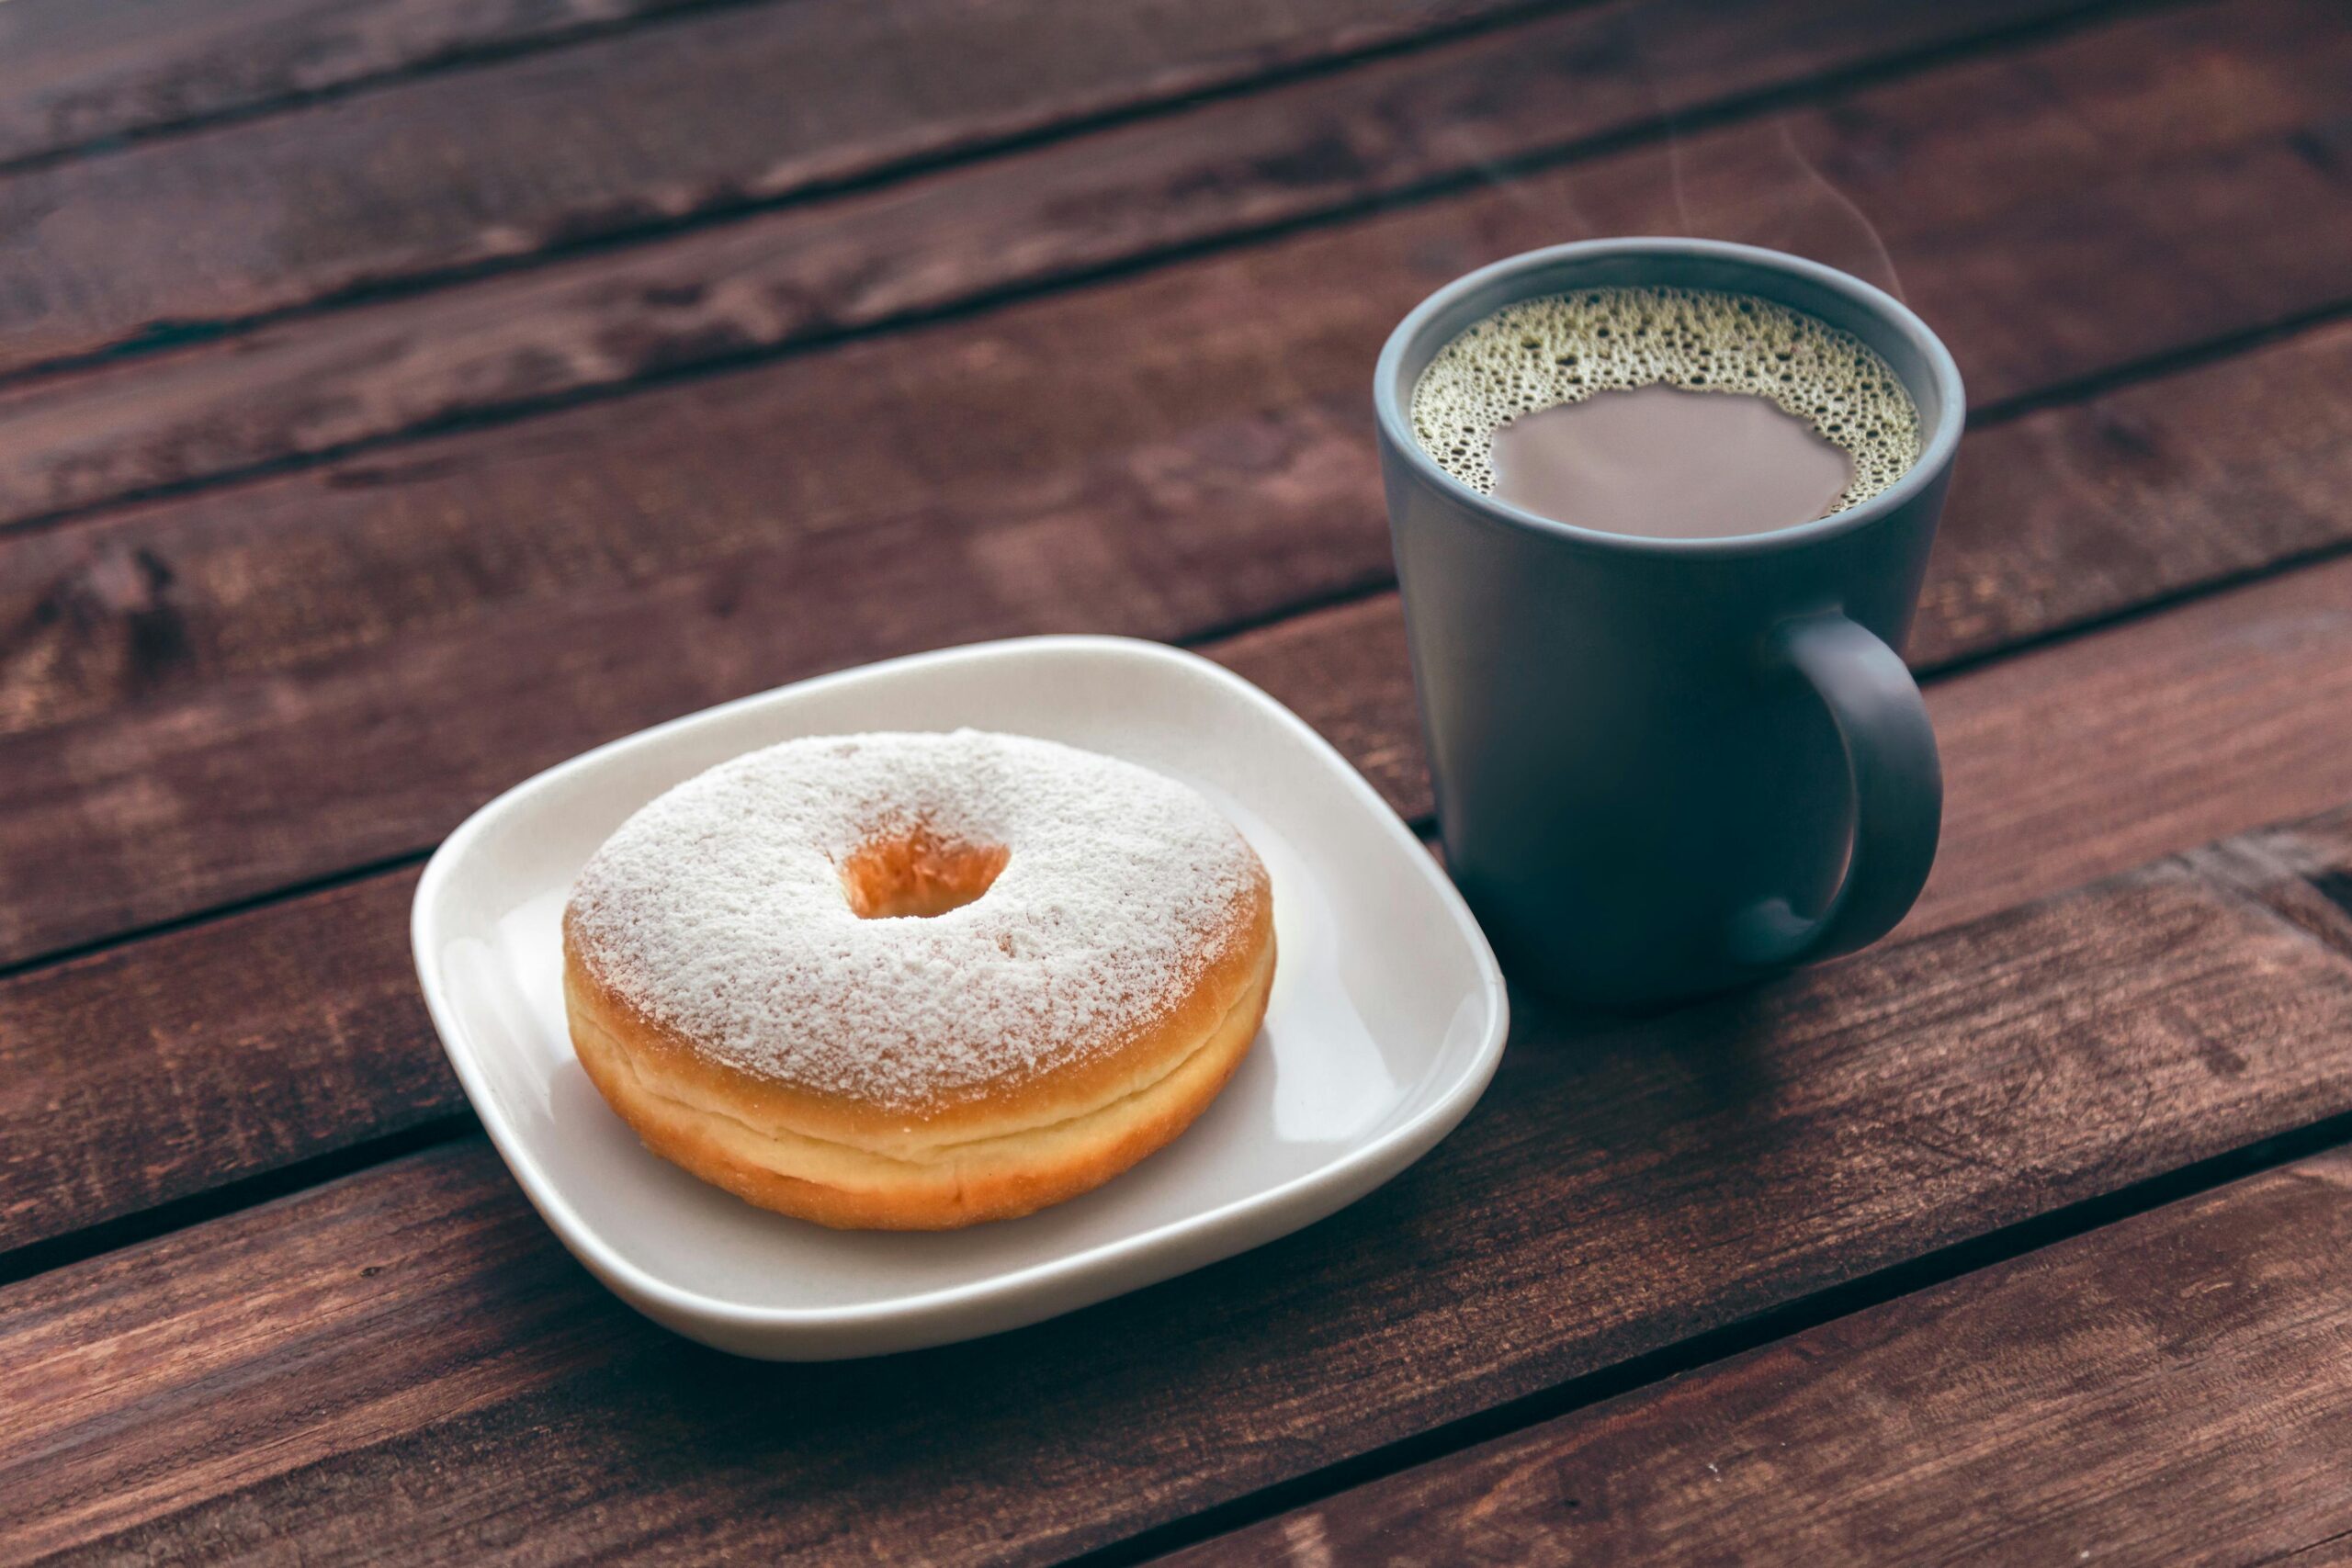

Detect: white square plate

[413,636,1507,1359]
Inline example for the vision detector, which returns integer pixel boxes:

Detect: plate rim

[410,634,1508,1344]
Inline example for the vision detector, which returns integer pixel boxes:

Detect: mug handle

[1730,611,1943,967]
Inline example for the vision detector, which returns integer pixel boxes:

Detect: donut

[561,729,1275,1230]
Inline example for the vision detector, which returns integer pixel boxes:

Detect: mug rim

[1373,237,1967,558]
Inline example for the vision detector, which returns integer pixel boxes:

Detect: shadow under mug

[1374,239,1965,1010]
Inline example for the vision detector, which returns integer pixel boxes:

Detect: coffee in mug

[1409,287,1920,540]
[1374,242,1963,1009]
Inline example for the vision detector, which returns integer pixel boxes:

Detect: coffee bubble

[1411,286,1920,517]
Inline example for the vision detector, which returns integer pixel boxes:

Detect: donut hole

[839,829,1010,919]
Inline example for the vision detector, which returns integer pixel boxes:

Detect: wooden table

[4,0,2350,1560]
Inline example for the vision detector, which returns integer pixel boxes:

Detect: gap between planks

[1110,1119,2352,1566]
[1109,813,2352,1566]
[1152,1135,2352,1566]
[4,0,2347,970]
[0,0,1590,180]
[0,0,787,179]
[0,0,2191,533]
[0,0,2342,1551]
[0,0,1614,385]
[7,336,2352,1267]
[14,802,2352,1562]
[1147,825,2352,1563]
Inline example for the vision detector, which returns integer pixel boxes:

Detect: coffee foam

[1410,286,1920,515]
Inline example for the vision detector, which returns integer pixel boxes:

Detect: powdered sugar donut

[562,729,1275,1229]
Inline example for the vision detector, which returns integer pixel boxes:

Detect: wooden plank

[1910,568,2352,942]
[0,0,2342,1253]
[2233,811,2352,958]
[2287,1539,2352,1568]
[1218,358,2352,941]
[7,526,2352,1301]
[1167,1150,2352,1568]
[5,282,2348,975]
[1,0,2335,659]
[0,0,1546,378]
[0,870,437,1253]
[1248,569,2352,947]
[1218,315,2352,802]
[9,822,2352,1562]
[5,0,2344,536]
[0,0,2107,527]
[0,0,716,168]
[1,312,2348,1246]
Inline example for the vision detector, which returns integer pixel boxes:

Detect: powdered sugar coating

[566,730,1264,1110]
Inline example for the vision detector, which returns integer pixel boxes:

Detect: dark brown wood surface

[5,0,2351,1560]
[0,0,2097,527]
[4,0,2348,969]
[0,0,2332,709]
[12,818,2352,1563]
[0,0,1549,376]
[1216,315,2352,812]
[1167,1147,2352,1566]
[0,0,715,166]
[11,536,2352,1260]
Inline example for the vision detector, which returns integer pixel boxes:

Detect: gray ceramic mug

[1374,239,1964,1010]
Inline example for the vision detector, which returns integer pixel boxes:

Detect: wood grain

[0,0,1544,378]
[1218,312,2352,776]
[2,0,2341,536]
[1220,483,2352,947]
[2284,1537,2352,1568]
[0,0,716,167]
[3,1,2343,1556]
[2,309,2348,1248]
[0,870,435,1252]
[1167,1150,2352,1567]
[0,0,2105,527]
[7,528,2352,1299]
[6,295,2349,973]
[0,0,2342,968]
[2236,809,2352,959]
[9,832,2352,1562]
